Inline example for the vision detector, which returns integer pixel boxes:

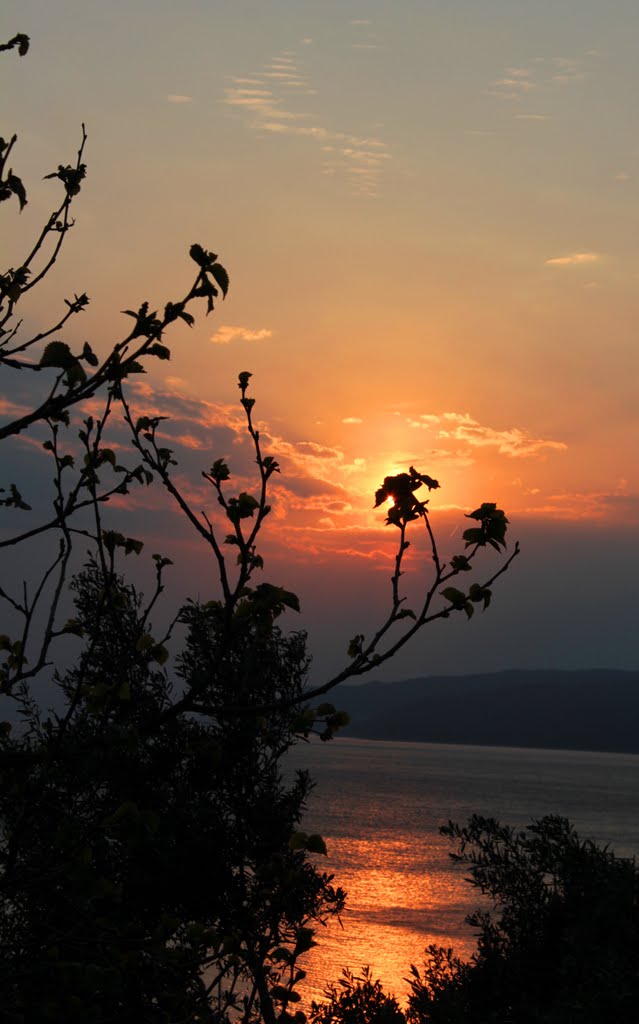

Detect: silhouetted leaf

[1,33,30,56]
[462,527,484,547]
[151,644,169,666]
[211,262,229,298]
[316,703,336,716]
[306,834,327,856]
[152,553,173,568]
[40,341,74,369]
[98,448,116,468]
[148,343,171,360]
[209,459,231,482]
[82,341,99,366]
[252,583,300,615]
[0,483,31,510]
[189,243,215,268]
[289,831,308,851]
[395,608,416,620]
[5,173,27,210]
[441,587,467,609]
[347,634,365,658]
[44,162,86,196]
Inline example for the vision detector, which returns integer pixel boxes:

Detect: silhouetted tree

[0,36,518,1020]
[314,817,639,1024]
[407,815,639,1023]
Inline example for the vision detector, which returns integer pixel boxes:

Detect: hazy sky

[2,1,638,682]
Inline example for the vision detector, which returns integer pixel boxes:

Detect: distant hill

[331,669,639,755]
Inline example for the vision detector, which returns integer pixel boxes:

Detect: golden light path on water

[301,834,479,1006]
[289,737,639,1009]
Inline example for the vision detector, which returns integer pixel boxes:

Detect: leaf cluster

[310,967,405,1024]
[405,816,639,1024]
[374,467,439,527]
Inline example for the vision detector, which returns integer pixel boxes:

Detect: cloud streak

[528,488,639,523]
[488,52,598,107]
[408,412,567,459]
[223,49,391,197]
[210,325,273,345]
[545,251,602,266]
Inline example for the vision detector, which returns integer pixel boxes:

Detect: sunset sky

[3,0,638,683]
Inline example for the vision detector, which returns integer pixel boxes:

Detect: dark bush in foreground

[311,967,406,1024]
[316,816,639,1024]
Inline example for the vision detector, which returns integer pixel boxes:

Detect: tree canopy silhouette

[0,35,519,1021]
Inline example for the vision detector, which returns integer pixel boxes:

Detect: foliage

[312,818,639,1024]
[406,815,639,1024]
[311,967,405,1024]
[0,36,518,1020]
[1,561,345,1022]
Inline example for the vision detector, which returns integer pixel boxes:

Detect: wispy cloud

[166,94,193,104]
[408,412,567,459]
[488,67,536,100]
[342,417,363,424]
[535,488,639,523]
[349,17,380,51]
[0,397,30,418]
[293,441,341,459]
[545,251,602,267]
[210,325,273,345]
[223,86,305,121]
[550,56,587,84]
[223,49,391,197]
[488,52,598,108]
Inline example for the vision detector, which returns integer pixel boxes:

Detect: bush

[312,817,639,1024]
[311,967,405,1024]
[407,815,639,1024]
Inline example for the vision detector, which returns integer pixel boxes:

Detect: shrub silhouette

[407,815,639,1023]
[313,817,639,1024]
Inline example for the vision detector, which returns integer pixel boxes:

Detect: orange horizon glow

[3,1,638,681]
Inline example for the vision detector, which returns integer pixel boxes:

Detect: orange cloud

[407,412,566,458]
[545,251,602,266]
[210,325,272,345]
[530,489,639,523]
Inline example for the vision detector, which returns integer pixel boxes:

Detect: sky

[2,0,638,684]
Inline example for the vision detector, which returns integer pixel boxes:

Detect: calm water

[287,738,639,1005]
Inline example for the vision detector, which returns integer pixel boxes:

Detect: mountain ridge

[332,668,639,755]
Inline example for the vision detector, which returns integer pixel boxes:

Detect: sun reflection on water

[291,736,639,1009]
[301,833,480,1006]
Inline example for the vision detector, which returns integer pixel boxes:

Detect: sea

[286,737,639,1006]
